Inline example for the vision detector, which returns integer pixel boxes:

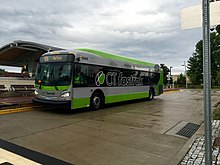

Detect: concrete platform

[0,89,219,165]
[0,95,33,109]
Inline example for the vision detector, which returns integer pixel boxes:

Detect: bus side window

[83,65,96,86]
[148,73,152,84]
[74,64,84,86]
[151,73,160,84]
[74,64,104,87]
[141,71,150,85]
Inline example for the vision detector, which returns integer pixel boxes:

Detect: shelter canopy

[0,40,63,74]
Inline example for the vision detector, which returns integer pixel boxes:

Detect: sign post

[202,0,212,164]
[181,1,220,164]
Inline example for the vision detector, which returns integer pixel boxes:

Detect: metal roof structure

[0,40,64,67]
[0,40,64,75]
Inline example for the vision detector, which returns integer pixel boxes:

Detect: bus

[33,48,163,110]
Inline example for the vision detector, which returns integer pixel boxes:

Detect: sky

[0,0,203,74]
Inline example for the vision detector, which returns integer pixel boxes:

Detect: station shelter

[0,40,64,77]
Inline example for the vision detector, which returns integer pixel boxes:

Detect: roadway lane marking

[0,148,41,165]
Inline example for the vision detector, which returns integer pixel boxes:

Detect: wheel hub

[93,96,100,109]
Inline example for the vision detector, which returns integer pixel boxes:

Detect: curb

[163,88,181,92]
[168,123,204,165]
[0,102,33,110]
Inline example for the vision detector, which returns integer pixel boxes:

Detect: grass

[213,102,220,120]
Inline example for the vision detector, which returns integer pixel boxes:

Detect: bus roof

[41,48,159,72]
[77,48,156,67]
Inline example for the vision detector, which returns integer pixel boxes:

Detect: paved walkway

[0,95,33,108]
[180,120,220,165]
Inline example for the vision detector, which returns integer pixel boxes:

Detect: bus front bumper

[32,97,71,108]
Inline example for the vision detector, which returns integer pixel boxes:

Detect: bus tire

[90,92,103,110]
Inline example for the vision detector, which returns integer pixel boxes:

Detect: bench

[10,85,35,96]
[0,85,8,93]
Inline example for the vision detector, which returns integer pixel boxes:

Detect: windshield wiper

[54,85,58,91]
[49,67,59,91]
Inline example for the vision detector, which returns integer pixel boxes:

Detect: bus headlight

[34,89,39,95]
[60,91,70,98]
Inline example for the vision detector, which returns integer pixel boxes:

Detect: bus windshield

[35,63,72,86]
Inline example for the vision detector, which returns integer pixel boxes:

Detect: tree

[215,71,220,85]
[187,41,203,85]
[160,64,170,86]
[0,68,6,75]
[187,25,220,86]
[176,73,186,87]
[0,68,5,72]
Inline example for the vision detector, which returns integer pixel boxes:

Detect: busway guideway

[0,96,73,164]
[0,89,181,115]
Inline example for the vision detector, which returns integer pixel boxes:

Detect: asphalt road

[1,89,220,165]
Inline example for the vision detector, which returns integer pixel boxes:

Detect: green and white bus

[33,48,163,110]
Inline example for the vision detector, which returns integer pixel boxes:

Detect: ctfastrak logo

[95,71,105,86]
[95,71,143,87]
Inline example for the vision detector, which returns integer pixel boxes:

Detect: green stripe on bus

[72,98,90,109]
[105,92,148,104]
[35,84,69,91]
[77,48,155,67]
[71,92,149,109]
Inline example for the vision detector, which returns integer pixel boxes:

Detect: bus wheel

[90,92,103,110]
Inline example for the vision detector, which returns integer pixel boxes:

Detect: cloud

[0,0,202,74]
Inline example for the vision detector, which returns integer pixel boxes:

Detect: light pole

[170,66,173,76]
[182,61,188,88]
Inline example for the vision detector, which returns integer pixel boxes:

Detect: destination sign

[40,55,74,63]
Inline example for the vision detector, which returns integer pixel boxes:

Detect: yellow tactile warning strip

[0,148,41,165]
[164,89,181,94]
[0,106,40,115]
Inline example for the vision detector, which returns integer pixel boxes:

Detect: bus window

[140,71,150,85]
[74,65,84,86]
[151,73,160,84]
[35,63,71,86]
[58,64,71,85]
[74,64,103,87]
